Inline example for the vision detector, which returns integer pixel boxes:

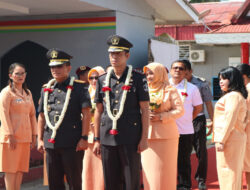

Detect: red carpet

[191,146,247,189]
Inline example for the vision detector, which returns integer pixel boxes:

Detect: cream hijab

[143,62,170,93]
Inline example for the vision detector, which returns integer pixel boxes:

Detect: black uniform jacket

[94,66,149,146]
[38,77,91,149]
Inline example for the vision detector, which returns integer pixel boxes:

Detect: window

[179,45,190,60]
[212,77,221,101]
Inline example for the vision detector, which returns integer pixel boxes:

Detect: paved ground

[20,179,48,190]
[19,179,70,190]
[0,178,70,190]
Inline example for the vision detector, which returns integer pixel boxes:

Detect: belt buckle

[54,114,60,123]
[113,109,118,116]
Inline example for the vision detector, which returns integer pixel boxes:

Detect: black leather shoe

[198,182,207,190]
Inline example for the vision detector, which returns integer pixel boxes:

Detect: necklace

[43,77,75,143]
[102,65,133,135]
[180,79,188,102]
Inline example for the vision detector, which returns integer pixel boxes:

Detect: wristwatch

[94,137,100,142]
[81,135,88,141]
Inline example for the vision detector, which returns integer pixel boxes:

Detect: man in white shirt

[169,60,203,190]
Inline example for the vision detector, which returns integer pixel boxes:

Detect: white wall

[82,0,155,68]
[191,44,242,82]
[116,11,155,68]
[0,12,116,84]
[81,0,154,18]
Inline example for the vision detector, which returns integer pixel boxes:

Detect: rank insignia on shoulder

[198,77,206,82]
[133,69,143,74]
[74,79,86,83]
[194,75,206,82]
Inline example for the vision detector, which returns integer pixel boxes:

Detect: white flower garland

[104,65,133,132]
[44,77,75,140]
[181,79,188,102]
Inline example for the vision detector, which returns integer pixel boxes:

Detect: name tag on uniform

[15,98,23,103]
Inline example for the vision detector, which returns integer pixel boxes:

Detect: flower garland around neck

[180,79,188,102]
[102,65,133,135]
[44,77,75,143]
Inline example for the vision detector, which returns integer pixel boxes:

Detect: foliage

[190,0,219,3]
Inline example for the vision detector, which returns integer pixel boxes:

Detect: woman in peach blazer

[82,66,105,190]
[214,66,248,190]
[0,63,37,190]
[237,64,250,189]
[142,62,184,190]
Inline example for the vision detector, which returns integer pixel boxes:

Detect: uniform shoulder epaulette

[194,75,206,82]
[198,77,206,82]
[133,69,144,75]
[74,79,86,84]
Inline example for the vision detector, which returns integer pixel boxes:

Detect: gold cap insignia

[80,66,86,71]
[111,36,119,45]
[51,50,58,59]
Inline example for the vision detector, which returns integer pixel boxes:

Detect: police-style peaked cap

[76,66,91,75]
[47,48,73,66]
[107,35,133,52]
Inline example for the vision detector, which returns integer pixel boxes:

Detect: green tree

[190,0,219,2]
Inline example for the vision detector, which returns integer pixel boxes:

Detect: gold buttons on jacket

[116,81,120,84]
[58,90,61,93]
[134,122,137,126]
[115,90,119,94]
[115,100,118,103]
[57,101,60,104]
[47,106,51,112]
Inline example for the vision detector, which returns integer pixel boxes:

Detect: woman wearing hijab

[142,62,184,190]
[237,64,250,189]
[82,66,105,190]
[214,66,248,190]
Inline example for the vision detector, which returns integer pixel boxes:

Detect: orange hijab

[88,66,105,100]
[143,62,170,93]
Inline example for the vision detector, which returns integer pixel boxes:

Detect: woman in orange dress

[237,64,250,189]
[141,62,184,190]
[0,63,37,190]
[82,66,105,190]
[213,66,248,190]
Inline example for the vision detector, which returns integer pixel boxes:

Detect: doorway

[0,40,50,109]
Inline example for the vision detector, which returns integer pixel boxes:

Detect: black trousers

[101,144,141,190]
[46,148,84,190]
[177,134,194,189]
[193,115,207,183]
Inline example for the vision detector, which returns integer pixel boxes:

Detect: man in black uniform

[93,35,150,190]
[75,65,91,84]
[37,48,91,190]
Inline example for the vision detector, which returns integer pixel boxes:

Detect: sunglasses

[172,66,185,71]
[89,76,99,80]
[13,72,27,77]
